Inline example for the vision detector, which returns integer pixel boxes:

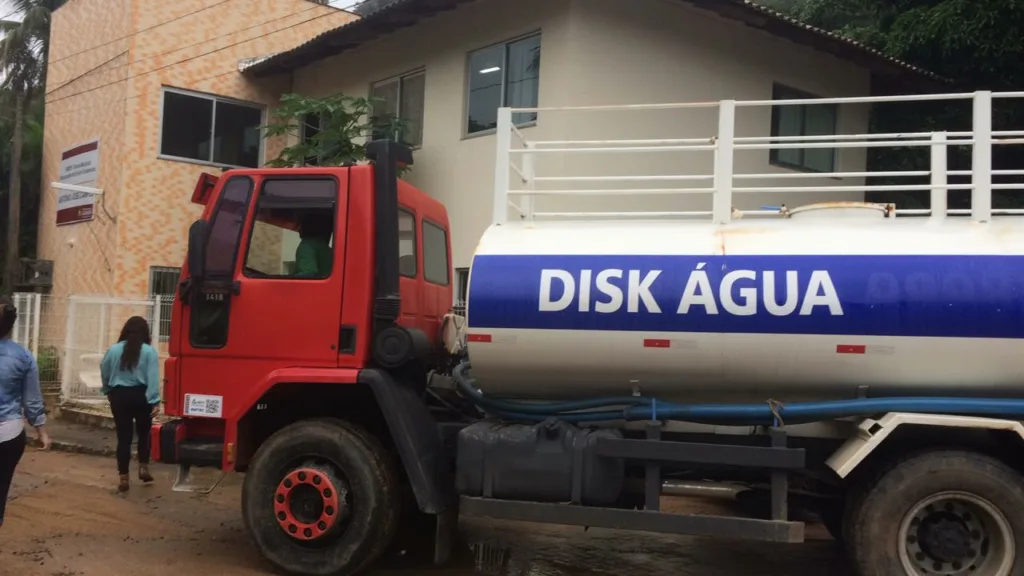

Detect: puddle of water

[369,517,852,576]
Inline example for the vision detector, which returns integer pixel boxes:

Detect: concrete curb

[59,406,118,430]
[27,436,116,459]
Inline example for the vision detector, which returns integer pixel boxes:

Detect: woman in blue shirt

[101,316,160,492]
[0,295,50,529]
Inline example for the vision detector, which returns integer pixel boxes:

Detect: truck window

[191,176,254,348]
[204,176,254,277]
[399,209,416,278]
[423,220,449,286]
[243,178,338,279]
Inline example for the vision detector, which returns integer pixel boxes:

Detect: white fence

[10,293,173,408]
[493,90,1024,224]
[11,293,67,392]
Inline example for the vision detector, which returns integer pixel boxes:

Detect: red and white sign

[56,139,99,226]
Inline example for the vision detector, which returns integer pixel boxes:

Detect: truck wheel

[242,418,399,576]
[848,450,1024,576]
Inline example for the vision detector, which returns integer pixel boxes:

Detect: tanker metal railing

[492,90,1024,225]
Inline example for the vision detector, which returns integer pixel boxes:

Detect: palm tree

[0,0,65,290]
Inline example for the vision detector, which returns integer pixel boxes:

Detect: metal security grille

[149,266,180,342]
[454,268,469,314]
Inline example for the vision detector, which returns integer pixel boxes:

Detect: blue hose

[452,362,1024,425]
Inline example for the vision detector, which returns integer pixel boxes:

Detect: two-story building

[242,0,941,301]
[38,0,940,306]
[37,0,355,305]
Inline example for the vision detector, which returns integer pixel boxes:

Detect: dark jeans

[108,386,153,475]
[0,429,27,527]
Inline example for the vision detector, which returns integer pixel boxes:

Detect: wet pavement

[0,449,852,576]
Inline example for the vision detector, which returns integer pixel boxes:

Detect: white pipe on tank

[713,100,735,225]
[931,132,948,220]
[492,107,513,226]
[521,142,535,222]
[972,91,993,223]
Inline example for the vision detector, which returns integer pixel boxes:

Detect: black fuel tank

[456,419,625,506]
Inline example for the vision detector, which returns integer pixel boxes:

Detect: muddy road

[0,449,850,576]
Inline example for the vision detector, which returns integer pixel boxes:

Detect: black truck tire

[847,450,1024,576]
[242,418,400,576]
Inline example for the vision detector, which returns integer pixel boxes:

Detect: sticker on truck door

[184,394,223,418]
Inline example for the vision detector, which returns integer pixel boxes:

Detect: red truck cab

[152,143,459,574]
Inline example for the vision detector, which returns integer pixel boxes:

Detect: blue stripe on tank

[466,254,1024,339]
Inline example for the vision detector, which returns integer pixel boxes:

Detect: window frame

[369,68,427,149]
[463,31,542,139]
[148,266,180,343]
[421,218,450,287]
[300,112,324,166]
[398,207,418,279]
[241,175,340,281]
[454,267,469,308]
[158,86,267,169]
[769,83,839,174]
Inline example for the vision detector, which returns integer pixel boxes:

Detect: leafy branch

[262,93,411,172]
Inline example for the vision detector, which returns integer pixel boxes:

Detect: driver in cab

[294,213,333,277]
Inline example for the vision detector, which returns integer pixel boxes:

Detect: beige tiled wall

[39,0,355,299]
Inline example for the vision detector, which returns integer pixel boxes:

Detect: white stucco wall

[293,0,873,268]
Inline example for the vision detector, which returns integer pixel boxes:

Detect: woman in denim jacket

[0,295,51,528]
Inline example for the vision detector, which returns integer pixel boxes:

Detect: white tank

[465,204,1024,403]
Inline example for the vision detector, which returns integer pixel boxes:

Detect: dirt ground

[0,449,852,576]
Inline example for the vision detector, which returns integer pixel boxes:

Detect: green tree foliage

[0,90,44,258]
[263,93,409,170]
[773,0,1024,89]
[759,0,1024,208]
[0,0,66,291]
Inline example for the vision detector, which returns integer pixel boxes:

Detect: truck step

[172,462,227,494]
[459,496,805,543]
[176,438,224,468]
[170,438,226,494]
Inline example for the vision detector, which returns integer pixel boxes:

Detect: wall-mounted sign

[57,139,99,226]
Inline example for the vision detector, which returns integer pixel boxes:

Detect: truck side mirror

[187,219,207,281]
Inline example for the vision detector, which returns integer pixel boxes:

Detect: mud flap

[434,505,458,565]
[358,369,457,518]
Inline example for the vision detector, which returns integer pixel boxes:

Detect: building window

[244,179,338,279]
[466,33,541,135]
[399,209,417,278]
[148,266,180,343]
[371,70,426,148]
[454,267,469,310]
[770,84,838,173]
[160,88,264,168]
[301,113,323,166]
[423,220,449,286]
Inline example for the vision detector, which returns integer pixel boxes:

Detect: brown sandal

[138,464,154,483]
[118,474,130,492]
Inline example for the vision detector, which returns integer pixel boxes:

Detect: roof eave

[685,0,949,88]
[245,0,474,78]
[245,0,949,89]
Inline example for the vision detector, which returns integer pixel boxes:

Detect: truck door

[175,174,347,419]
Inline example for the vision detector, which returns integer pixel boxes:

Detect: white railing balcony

[492,91,1024,225]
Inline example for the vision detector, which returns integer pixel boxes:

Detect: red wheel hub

[273,466,345,541]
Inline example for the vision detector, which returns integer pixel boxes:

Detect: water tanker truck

[154,91,1024,576]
